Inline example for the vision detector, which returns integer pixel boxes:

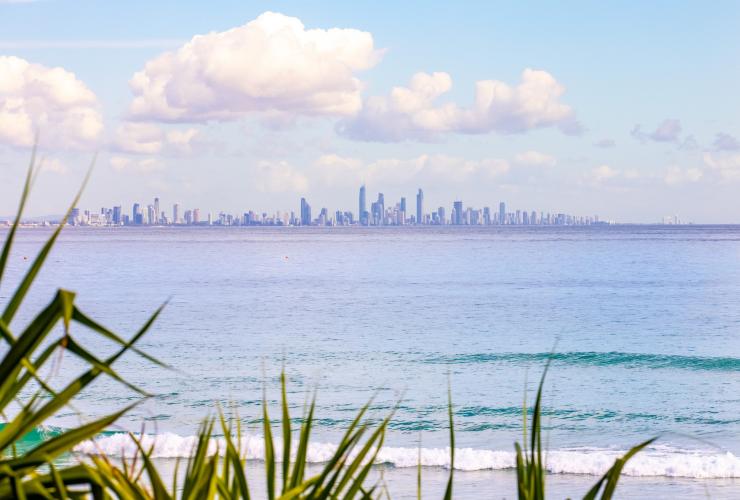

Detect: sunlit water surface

[2,225,739,497]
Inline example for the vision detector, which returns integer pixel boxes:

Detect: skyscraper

[453,201,463,225]
[499,202,506,225]
[300,197,312,226]
[376,193,384,225]
[172,203,180,225]
[154,197,160,225]
[359,185,367,225]
[132,203,142,225]
[112,206,122,225]
[318,207,328,226]
[68,208,80,226]
[416,188,424,225]
[400,197,406,213]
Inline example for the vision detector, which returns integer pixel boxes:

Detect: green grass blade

[263,388,276,500]
[182,419,215,498]
[9,403,137,472]
[49,463,69,500]
[0,290,67,389]
[443,383,455,500]
[0,338,59,411]
[72,305,169,369]
[280,372,291,493]
[341,418,390,498]
[417,437,422,500]
[131,433,173,500]
[275,475,319,500]
[583,437,656,500]
[0,142,36,286]
[63,335,151,396]
[307,401,371,496]
[288,397,315,489]
[4,306,160,447]
[218,412,250,500]
[2,157,94,325]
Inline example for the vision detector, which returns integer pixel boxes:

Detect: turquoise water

[2,225,740,495]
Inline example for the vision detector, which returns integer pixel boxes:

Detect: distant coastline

[6,221,733,229]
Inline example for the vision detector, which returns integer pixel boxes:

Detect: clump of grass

[513,362,655,500]
[84,372,391,499]
[0,149,167,496]
[0,149,654,498]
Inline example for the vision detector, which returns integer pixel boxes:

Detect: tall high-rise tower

[300,197,312,226]
[359,185,367,225]
[453,201,463,225]
[173,203,180,225]
[132,203,141,225]
[154,197,160,224]
[112,206,122,225]
[416,188,424,225]
[499,202,506,225]
[377,193,384,225]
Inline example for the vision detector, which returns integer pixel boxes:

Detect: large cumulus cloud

[128,12,382,123]
[337,69,581,142]
[0,56,102,149]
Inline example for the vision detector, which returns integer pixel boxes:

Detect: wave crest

[421,351,740,372]
[74,433,740,479]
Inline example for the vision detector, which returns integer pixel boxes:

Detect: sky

[0,0,739,223]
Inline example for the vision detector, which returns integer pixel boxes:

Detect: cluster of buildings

[64,186,603,227]
[300,187,600,226]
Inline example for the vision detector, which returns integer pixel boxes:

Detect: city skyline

[1,3,739,222]
[45,184,619,227]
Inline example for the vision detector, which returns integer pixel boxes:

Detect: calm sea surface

[2,225,739,497]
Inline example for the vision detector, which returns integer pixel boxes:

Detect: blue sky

[1,0,739,222]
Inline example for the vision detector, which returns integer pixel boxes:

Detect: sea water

[2,226,739,498]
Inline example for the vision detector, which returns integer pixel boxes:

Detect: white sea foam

[73,433,740,479]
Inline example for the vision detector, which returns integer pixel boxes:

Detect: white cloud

[128,12,382,123]
[514,151,556,167]
[166,128,201,154]
[109,155,164,172]
[664,166,703,185]
[40,157,68,174]
[312,154,364,186]
[587,165,621,184]
[712,132,739,152]
[255,160,309,193]
[113,122,204,155]
[312,153,510,186]
[113,122,164,154]
[338,69,580,142]
[632,119,682,144]
[0,56,102,149]
[703,152,740,180]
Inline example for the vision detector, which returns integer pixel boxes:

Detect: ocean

[2,225,739,498]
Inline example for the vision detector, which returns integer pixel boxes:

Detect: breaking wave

[74,433,740,479]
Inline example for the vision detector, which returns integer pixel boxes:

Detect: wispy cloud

[0,39,186,49]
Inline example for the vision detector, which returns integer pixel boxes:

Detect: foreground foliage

[0,152,650,498]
